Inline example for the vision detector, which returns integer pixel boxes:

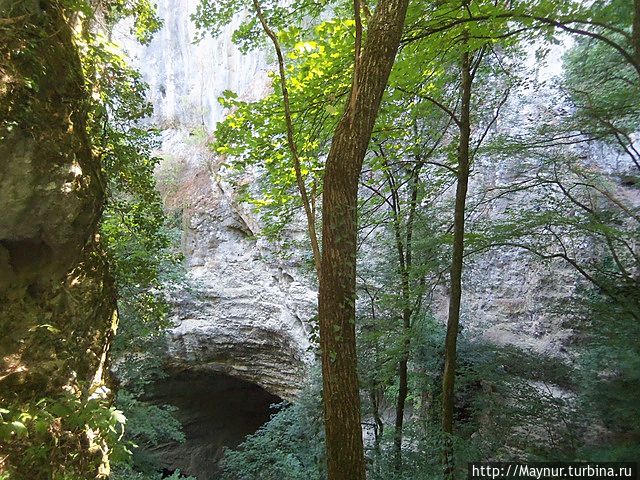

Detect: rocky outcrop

[156,129,316,399]
[460,248,576,358]
[116,1,316,400]
[0,2,116,477]
[114,0,268,130]
[117,0,636,406]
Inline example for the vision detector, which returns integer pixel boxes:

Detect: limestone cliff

[116,0,636,403]
[115,0,571,398]
[115,0,316,400]
[156,129,316,399]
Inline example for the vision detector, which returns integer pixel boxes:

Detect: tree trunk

[441,46,473,478]
[370,384,384,471]
[392,165,420,472]
[318,0,410,477]
[633,0,640,66]
[393,312,410,471]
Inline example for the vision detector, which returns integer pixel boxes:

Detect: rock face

[115,0,581,405]
[157,129,316,399]
[460,248,576,358]
[115,1,640,466]
[118,0,636,415]
[115,0,268,130]
[116,1,317,400]
[141,129,314,475]
[0,2,116,477]
[442,151,581,362]
[116,8,316,472]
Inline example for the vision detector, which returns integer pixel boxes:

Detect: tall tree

[194,0,411,475]
[441,42,474,477]
[318,0,411,476]
[388,160,421,471]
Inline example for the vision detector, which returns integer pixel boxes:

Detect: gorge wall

[0,2,116,477]
[115,7,318,473]
[115,1,637,473]
[116,0,316,401]
[115,0,585,397]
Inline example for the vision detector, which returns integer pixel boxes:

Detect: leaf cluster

[219,380,326,480]
[0,389,129,480]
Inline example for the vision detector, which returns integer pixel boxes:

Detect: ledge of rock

[157,129,317,400]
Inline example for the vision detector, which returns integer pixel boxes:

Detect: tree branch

[251,0,321,277]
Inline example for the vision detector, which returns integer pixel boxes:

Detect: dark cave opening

[160,467,188,478]
[147,369,283,480]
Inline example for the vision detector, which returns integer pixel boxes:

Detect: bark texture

[634,0,640,66]
[318,0,410,477]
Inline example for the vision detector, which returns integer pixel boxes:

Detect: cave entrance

[147,369,283,479]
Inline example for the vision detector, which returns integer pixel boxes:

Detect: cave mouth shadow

[147,369,284,480]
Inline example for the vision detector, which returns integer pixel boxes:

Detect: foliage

[212,17,355,245]
[362,310,581,478]
[219,380,326,480]
[192,0,329,53]
[81,18,188,480]
[111,464,196,480]
[574,284,640,460]
[561,4,640,169]
[199,0,639,474]
[0,389,129,479]
[103,0,164,45]
[44,0,181,477]
[555,8,640,456]
[84,31,181,393]
[0,1,166,478]
[4,0,639,477]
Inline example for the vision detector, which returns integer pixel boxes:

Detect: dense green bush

[219,382,326,480]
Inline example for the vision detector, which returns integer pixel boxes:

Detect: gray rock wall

[157,130,316,399]
[116,2,317,399]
